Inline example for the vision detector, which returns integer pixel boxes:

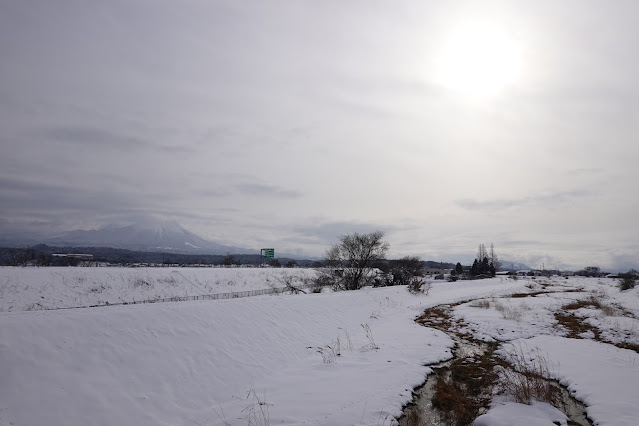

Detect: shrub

[387,256,424,286]
[310,271,334,293]
[277,274,306,294]
[407,277,431,294]
[618,271,638,291]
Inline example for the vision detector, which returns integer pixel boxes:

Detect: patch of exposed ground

[401,300,593,426]
[398,336,501,426]
[556,296,639,354]
[554,312,602,340]
[430,342,502,426]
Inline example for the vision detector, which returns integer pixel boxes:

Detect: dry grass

[562,294,621,317]
[554,312,601,339]
[407,277,432,294]
[600,303,620,317]
[432,376,475,426]
[493,301,527,322]
[316,343,339,363]
[496,345,558,405]
[431,345,500,426]
[563,297,599,311]
[556,296,639,354]
[416,306,455,330]
[562,294,617,313]
[470,299,491,309]
[401,408,423,426]
[241,386,271,426]
[361,323,379,350]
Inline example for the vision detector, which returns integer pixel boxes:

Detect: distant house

[561,271,574,277]
[52,253,93,259]
[52,253,96,267]
[424,268,450,276]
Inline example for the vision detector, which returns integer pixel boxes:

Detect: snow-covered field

[453,277,639,426]
[0,267,319,312]
[2,268,638,425]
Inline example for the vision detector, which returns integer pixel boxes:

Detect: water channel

[398,314,592,426]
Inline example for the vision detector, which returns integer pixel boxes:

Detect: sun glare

[435,22,522,99]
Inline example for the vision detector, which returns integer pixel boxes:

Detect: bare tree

[388,256,424,286]
[584,266,601,277]
[323,231,390,290]
[489,243,501,271]
[221,254,238,266]
[477,244,488,263]
[269,259,281,268]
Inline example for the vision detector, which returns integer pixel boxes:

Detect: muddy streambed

[398,319,592,425]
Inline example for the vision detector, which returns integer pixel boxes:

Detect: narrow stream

[398,338,491,426]
[398,333,592,426]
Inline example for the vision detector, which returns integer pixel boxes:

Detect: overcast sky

[1,0,638,270]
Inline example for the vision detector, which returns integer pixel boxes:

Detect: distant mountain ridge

[0,219,532,267]
[499,261,533,271]
[45,220,257,255]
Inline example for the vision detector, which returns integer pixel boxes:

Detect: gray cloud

[567,168,605,176]
[36,125,200,155]
[234,183,302,199]
[456,189,597,211]
[291,220,400,246]
[42,126,149,149]
[1,1,638,270]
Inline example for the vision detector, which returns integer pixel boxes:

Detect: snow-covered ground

[453,276,639,426]
[2,269,638,425]
[0,266,319,312]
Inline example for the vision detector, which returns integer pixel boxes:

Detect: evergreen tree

[481,256,490,275]
[471,259,479,276]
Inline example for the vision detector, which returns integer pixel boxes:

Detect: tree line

[313,231,503,291]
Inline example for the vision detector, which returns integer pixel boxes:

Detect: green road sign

[263,248,275,258]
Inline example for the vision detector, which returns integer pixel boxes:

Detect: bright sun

[435,22,522,99]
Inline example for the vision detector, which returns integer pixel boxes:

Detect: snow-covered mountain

[45,220,255,255]
[500,261,533,271]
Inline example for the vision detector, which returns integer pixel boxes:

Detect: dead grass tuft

[556,298,639,354]
[493,301,527,322]
[554,312,601,339]
[496,345,558,405]
[241,386,271,426]
[402,409,422,426]
[432,376,475,426]
[563,295,620,317]
[470,299,491,309]
[431,346,500,426]
[416,306,455,330]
